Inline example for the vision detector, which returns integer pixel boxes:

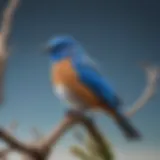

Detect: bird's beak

[41,45,52,55]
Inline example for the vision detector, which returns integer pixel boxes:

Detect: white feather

[54,84,87,110]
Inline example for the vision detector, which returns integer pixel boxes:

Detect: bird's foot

[65,109,95,125]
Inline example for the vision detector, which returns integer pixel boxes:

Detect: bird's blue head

[45,35,79,62]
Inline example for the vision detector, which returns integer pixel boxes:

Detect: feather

[71,54,121,108]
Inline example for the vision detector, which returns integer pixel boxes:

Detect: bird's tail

[113,112,141,140]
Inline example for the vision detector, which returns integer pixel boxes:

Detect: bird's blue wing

[71,54,121,108]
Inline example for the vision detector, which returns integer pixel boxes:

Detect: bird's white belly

[53,84,85,109]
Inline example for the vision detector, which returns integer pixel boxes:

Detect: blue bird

[45,35,141,140]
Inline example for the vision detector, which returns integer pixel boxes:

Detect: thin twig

[30,127,44,141]
[125,63,160,117]
[0,0,20,104]
[39,114,77,149]
[0,121,18,159]
[0,0,20,51]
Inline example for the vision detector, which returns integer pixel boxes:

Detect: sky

[0,0,160,159]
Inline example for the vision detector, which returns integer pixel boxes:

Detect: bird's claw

[65,109,94,124]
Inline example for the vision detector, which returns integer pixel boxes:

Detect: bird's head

[45,35,78,61]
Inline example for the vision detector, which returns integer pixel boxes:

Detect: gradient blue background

[0,0,159,155]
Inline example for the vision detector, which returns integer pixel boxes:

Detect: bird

[45,35,141,140]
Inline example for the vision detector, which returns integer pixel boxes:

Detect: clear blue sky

[0,0,160,156]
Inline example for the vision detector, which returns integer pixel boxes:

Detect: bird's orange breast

[51,59,107,109]
[51,59,77,85]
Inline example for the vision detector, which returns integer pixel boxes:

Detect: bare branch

[30,127,43,141]
[7,120,18,133]
[0,121,18,159]
[125,63,160,117]
[0,112,109,160]
[0,0,20,104]
[0,0,20,50]
[0,148,12,159]
[34,112,111,159]
[39,114,77,149]
[0,127,43,158]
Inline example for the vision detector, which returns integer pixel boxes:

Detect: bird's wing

[72,54,121,108]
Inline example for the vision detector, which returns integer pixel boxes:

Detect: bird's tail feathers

[114,112,141,140]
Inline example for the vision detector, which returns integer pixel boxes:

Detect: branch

[39,114,77,149]
[0,0,20,104]
[0,117,74,159]
[0,148,12,159]
[0,127,44,159]
[125,63,160,117]
[0,121,18,159]
[30,127,44,141]
[7,120,18,133]
[0,0,20,50]
[36,112,110,159]
[0,112,109,160]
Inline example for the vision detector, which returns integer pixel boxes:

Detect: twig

[0,0,20,104]
[0,0,20,48]
[39,114,77,149]
[30,127,44,141]
[125,63,160,117]
[0,148,12,159]
[0,121,18,159]
[7,120,18,133]
[0,127,45,157]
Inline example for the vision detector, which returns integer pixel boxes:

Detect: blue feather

[71,54,121,108]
